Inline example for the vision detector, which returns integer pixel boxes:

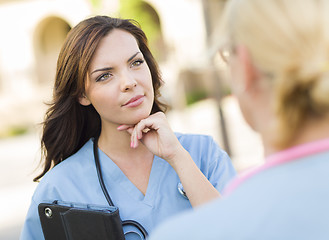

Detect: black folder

[38,201,125,240]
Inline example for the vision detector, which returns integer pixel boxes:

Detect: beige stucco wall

[0,0,92,132]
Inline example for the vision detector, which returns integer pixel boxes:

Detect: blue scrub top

[149,149,329,240]
[20,133,236,240]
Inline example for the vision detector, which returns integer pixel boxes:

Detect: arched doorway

[34,16,71,85]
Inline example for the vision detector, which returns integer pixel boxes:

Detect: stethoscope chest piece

[177,182,188,199]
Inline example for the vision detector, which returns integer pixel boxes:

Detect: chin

[127,110,152,125]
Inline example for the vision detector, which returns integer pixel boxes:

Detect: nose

[120,70,137,92]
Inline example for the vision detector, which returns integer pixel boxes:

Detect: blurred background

[0,0,263,238]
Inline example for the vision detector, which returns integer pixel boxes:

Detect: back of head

[219,0,329,148]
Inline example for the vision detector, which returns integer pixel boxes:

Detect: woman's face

[80,29,154,127]
[225,45,255,129]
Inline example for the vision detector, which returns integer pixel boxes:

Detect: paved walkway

[0,96,264,239]
[0,133,40,239]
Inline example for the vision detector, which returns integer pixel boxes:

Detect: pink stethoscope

[223,137,329,196]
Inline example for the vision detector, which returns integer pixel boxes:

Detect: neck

[98,123,131,150]
[262,115,329,157]
[97,122,152,163]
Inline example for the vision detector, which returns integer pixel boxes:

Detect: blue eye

[96,72,112,82]
[131,59,144,67]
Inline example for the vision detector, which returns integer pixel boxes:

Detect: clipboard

[38,201,125,240]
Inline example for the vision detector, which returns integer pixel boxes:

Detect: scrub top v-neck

[97,148,165,206]
[20,133,237,240]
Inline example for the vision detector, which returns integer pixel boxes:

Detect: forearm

[117,112,221,206]
[169,149,221,207]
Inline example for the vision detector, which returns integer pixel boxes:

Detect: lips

[122,95,145,107]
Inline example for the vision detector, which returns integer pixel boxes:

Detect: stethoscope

[93,137,189,239]
[93,137,148,239]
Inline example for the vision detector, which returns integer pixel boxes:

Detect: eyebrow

[90,52,141,75]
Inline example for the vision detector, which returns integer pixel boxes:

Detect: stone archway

[34,16,71,85]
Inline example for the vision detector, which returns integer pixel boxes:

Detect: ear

[236,45,259,91]
[79,94,91,106]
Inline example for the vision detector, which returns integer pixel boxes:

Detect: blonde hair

[218,0,329,148]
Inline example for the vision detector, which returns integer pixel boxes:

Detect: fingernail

[117,125,124,130]
[130,141,134,148]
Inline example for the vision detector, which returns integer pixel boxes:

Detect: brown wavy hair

[34,16,167,181]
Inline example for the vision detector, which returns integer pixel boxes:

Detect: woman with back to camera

[149,0,329,239]
[20,16,236,239]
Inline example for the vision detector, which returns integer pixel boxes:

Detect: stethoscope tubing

[93,136,148,239]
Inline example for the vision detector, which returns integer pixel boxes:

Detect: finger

[125,127,134,135]
[130,128,135,148]
[137,123,147,140]
[131,122,151,148]
[131,127,139,148]
[135,119,158,139]
[117,124,134,131]
[142,128,150,134]
[117,125,134,136]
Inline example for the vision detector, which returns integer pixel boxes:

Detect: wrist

[166,147,192,170]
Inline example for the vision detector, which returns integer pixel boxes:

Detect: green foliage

[186,89,209,106]
[0,125,29,139]
[90,0,102,11]
[120,0,162,59]
[120,0,160,39]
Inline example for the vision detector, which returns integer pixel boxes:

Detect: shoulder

[42,139,94,180]
[149,197,226,240]
[175,132,230,162]
[175,132,215,144]
[149,170,293,240]
[32,139,94,202]
[150,153,329,240]
[175,132,221,154]
[174,133,235,189]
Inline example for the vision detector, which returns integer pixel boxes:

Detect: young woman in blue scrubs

[20,16,236,240]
